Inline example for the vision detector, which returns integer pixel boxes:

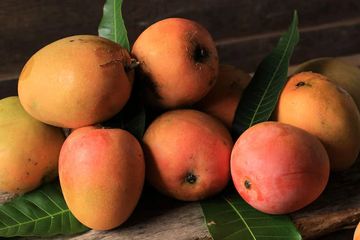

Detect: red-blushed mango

[194,64,251,129]
[132,18,219,109]
[0,96,65,194]
[231,121,330,214]
[143,109,233,201]
[59,127,145,230]
[274,72,360,171]
[18,35,134,129]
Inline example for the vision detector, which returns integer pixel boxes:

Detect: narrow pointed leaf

[0,180,89,237]
[98,0,146,139]
[202,11,302,240]
[202,188,302,240]
[98,0,130,50]
[231,11,299,138]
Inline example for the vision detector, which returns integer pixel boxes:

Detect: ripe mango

[231,121,330,214]
[143,109,233,201]
[195,64,251,129]
[0,96,65,194]
[18,35,134,128]
[275,72,360,171]
[293,57,360,110]
[59,127,145,230]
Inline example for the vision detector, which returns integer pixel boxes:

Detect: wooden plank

[2,0,360,79]
[122,0,360,44]
[0,0,105,81]
[0,79,17,96]
[218,21,360,72]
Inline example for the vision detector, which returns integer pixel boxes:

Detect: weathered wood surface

[1,0,360,80]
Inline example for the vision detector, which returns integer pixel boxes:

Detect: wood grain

[1,0,360,79]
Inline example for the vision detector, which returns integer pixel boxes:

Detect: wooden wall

[1,0,360,81]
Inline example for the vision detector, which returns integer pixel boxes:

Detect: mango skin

[59,127,145,230]
[18,35,134,128]
[143,109,233,201]
[195,64,251,129]
[274,72,360,171]
[354,221,360,240]
[293,57,360,110]
[132,18,219,109]
[231,121,330,215]
[0,96,65,194]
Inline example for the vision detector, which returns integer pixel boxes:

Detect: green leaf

[98,0,146,139]
[231,11,299,138]
[0,180,89,237]
[98,0,130,50]
[202,11,301,240]
[201,187,302,240]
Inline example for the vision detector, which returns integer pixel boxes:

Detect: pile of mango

[0,18,360,235]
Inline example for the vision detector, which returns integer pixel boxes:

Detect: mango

[132,18,219,109]
[59,127,145,230]
[194,64,251,129]
[0,96,65,194]
[143,109,233,201]
[293,57,360,110]
[274,72,360,171]
[354,221,360,240]
[18,35,134,128]
[231,121,330,214]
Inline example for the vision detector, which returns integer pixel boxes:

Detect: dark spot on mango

[244,179,251,189]
[295,81,312,88]
[185,172,197,184]
[296,81,305,87]
[193,44,210,63]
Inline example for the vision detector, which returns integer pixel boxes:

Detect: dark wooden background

[0,1,360,239]
[1,0,360,81]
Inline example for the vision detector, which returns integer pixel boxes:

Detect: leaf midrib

[113,0,118,43]
[0,208,70,234]
[223,196,256,240]
[0,190,70,235]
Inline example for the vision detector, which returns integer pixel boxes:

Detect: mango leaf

[231,11,299,139]
[202,187,302,240]
[98,0,146,139]
[98,0,130,51]
[0,180,89,237]
[201,11,302,240]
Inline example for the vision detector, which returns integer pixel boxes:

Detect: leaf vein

[223,196,256,240]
